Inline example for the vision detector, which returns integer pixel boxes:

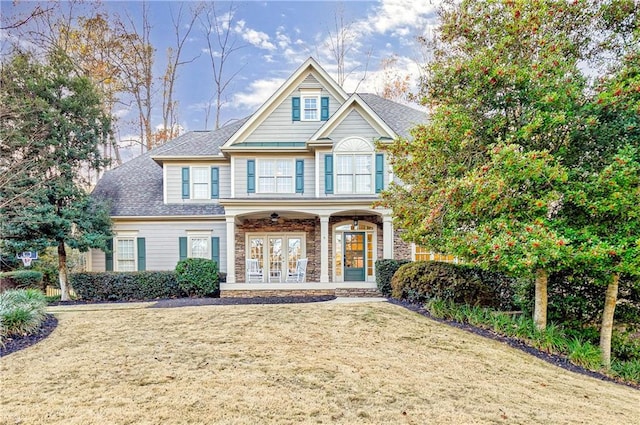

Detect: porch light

[270,212,279,223]
[353,217,359,228]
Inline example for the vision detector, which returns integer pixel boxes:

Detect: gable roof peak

[222,57,348,149]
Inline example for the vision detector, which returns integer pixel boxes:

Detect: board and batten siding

[245,76,338,142]
[234,156,315,197]
[165,164,231,203]
[90,221,227,272]
[326,110,382,142]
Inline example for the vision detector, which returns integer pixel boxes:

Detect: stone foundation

[335,288,383,298]
[221,288,383,298]
[221,289,335,298]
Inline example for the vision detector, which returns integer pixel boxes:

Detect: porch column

[383,215,393,259]
[226,216,236,283]
[320,215,330,283]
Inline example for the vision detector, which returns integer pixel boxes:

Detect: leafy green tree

[0,52,113,301]
[568,147,640,367]
[566,7,639,365]
[382,0,590,329]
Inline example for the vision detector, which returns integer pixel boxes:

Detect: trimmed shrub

[375,259,411,296]
[391,261,517,309]
[71,271,181,301]
[175,258,219,297]
[0,270,44,291]
[0,289,47,345]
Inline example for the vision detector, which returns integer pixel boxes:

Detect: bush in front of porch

[175,258,220,297]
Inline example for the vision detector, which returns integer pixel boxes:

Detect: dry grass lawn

[1,301,638,425]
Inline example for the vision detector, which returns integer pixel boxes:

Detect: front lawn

[1,302,638,424]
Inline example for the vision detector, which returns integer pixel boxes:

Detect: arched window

[333,137,375,194]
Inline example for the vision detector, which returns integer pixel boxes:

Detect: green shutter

[292,97,300,121]
[181,167,190,199]
[325,154,333,194]
[137,237,146,271]
[295,159,304,193]
[105,238,113,271]
[211,167,219,199]
[375,153,384,193]
[179,237,188,261]
[247,159,255,193]
[211,237,220,267]
[321,97,329,121]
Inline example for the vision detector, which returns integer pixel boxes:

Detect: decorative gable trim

[222,57,348,149]
[310,94,397,142]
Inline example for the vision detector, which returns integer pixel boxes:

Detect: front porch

[222,200,395,286]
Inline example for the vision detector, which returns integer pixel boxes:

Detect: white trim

[309,94,397,141]
[162,165,168,204]
[256,158,295,194]
[332,220,377,283]
[300,89,321,122]
[230,157,235,198]
[190,166,210,200]
[222,58,348,149]
[114,233,139,272]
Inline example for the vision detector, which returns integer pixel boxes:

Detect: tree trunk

[58,241,71,301]
[534,268,548,330]
[600,273,619,369]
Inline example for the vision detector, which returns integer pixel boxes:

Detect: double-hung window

[302,95,319,121]
[258,159,294,193]
[116,238,136,271]
[191,167,209,199]
[336,154,372,194]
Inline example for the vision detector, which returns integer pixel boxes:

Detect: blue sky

[1,1,439,158]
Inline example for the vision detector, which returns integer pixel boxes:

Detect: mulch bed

[389,299,640,390]
[1,314,58,358]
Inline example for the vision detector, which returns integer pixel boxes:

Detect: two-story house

[89,57,428,296]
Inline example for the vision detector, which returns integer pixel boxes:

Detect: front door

[344,232,365,281]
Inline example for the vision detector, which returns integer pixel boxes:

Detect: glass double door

[248,235,302,282]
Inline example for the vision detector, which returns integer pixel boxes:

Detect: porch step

[335,288,383,298]
[220,288,383,299]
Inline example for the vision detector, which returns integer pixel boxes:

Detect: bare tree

[160,3,202,143]
[324,2,372,91]
[114,2,155,151]
[199,2,246,129]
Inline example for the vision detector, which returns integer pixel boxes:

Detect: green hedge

[71,271,181,301]
[175,258,219,297]
[375,259,411,296]
[391,261,517,309]
[0,270,44,291]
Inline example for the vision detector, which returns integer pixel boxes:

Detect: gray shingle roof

[358,93,428,139]
[93,95,426,217]
[92,122,248,217]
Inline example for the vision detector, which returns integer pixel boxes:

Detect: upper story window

[336,154,372,193]
[302,95,319,121]
[191,167,209,199]
[258,159,294,193]
[182,166,219,200]
[326,137,384,195]
[292,89,329,122]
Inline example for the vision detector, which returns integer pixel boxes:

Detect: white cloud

[232,78,286,110]
[363,0,439,37]
[234,19,276,51]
